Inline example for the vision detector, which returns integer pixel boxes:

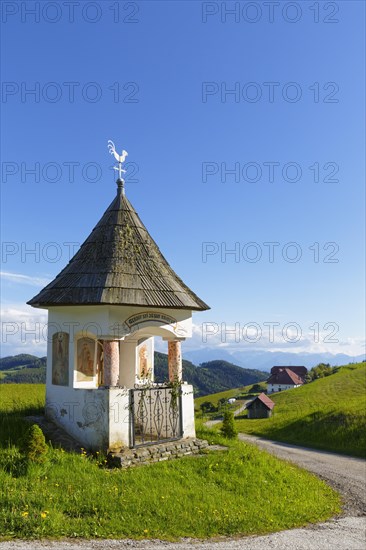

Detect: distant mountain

[0,354,46,371]
[184,349,365,373]
[154,353,267,396]
[0,353,267,396]
[0,355,47,383]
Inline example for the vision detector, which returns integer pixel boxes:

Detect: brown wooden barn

[246,393,275,419]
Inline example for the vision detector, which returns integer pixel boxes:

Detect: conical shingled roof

[28,185,209,311]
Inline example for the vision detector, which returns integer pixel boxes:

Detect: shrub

[250,383,263,393]
[22,424,48,464]
[221,410,238,439]
[200,401,216,413]
[218,397,228,411]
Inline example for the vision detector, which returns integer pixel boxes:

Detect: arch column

[168,340,182,382]
[103,340,120,386]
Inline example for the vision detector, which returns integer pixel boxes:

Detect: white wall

[45,385,110,450]
[108,387,130,450]
[119,340,137,387]
[45,385,131,451]
[267,383,301,393]
[181,384,196,438]
[47,305,192,343]
[44,306,195,449]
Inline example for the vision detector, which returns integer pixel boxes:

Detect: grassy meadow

[235,363,366,457]
[195,381,267,408]
[0,383,341,540]
[194,382,267,418]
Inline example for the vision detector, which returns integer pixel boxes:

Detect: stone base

[108,438,209,468]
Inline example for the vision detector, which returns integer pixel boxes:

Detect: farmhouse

[28,146,209,452]
[270,366,307,378]
[266,366,306,393]
[246,393,275,419]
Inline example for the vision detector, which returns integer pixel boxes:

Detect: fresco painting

[77,337,96,382]
[52,332,69,386]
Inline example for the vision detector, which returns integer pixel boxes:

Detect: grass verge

[0,384,341,540]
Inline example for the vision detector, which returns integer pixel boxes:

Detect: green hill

[195,381,267,409]
[154,353,267,396]
[235,363,366,457]
[0,355,47,384]
[0,353,267,396]
[0,354,46,371]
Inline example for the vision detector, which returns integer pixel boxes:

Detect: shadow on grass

[0,405,44,449]
[0,447,29,477]
[235,413,248,420]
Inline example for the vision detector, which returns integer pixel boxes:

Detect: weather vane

[108,140,128,183]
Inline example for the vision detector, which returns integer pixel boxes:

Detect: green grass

[195,382,267,409]
[0,385,46,448]
[0,384,341,540]
[235,363,366,458]
[194,382,267,420]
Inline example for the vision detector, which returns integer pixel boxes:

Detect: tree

[307,363,333,382]
[221,410,238,439]
[249,383,262,393]
[200,401,216,414]
[22,424,48,464]
[218,397,228,411]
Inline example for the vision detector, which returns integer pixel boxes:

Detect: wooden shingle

[28,188,210,311]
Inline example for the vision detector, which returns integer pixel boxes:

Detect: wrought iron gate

[130,386,183,447]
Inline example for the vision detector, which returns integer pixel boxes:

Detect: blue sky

[1,0,365,358]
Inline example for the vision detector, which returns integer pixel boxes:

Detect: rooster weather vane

[108,140,128,183]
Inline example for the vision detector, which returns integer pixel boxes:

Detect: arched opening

[120,325,184,388]
[119,326,185,447]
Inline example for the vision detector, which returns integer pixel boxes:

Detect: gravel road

[0,517,365,550]
[1,435,365,550]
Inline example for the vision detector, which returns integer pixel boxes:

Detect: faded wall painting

[52,332,69,386]
[76,337,96,382]
[137,338,153,379]
[96,341,104,386]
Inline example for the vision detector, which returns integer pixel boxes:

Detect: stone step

[108,438,209,468]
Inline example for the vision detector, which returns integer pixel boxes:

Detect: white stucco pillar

[103,340,120,386]
[119,340,137,388]
[168,340,182,382]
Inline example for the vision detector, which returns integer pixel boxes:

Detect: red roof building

[246,393,275,419]
[270,366,307,378]
[267,367,305,393]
